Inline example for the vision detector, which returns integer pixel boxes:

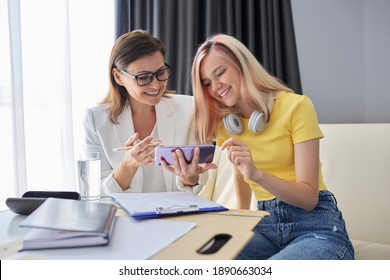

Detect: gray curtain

[116,0,302,95]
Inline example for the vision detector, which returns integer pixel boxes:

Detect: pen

[112,141,161,152]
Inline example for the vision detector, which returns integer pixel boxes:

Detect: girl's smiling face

[199,50,242,108]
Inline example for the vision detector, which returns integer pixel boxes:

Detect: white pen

[112,140,161,152]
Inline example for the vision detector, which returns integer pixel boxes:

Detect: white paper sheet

[12,216,196,260]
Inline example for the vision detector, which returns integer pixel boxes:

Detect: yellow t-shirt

[216,92,327,201]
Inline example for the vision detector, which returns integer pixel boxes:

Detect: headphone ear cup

[248,111,266,133]
[223,114,243,135]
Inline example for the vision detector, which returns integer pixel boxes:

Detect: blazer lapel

[156,98,176,146]
[113,106,134,147]
[156,98,176,192]
[112,105,144,190]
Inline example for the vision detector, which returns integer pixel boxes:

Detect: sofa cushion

[199,147,257,210]
[352,239,390,260]
[319,124,390,246]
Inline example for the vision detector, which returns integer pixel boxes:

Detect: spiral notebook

[112,192,228,219]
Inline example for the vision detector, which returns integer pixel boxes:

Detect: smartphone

[155,144,215,165]
[6,197,47,215]
[6,191,81,215]
[22,191,81,200]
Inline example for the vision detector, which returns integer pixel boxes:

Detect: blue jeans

[237,190,355,260]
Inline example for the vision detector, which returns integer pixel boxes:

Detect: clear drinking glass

[76,151,101,200]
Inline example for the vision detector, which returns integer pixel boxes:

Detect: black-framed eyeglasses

[120,64,171,86]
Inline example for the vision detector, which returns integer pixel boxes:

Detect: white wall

[291,0,390,123]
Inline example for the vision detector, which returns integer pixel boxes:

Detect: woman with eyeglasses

[82,30,216,195]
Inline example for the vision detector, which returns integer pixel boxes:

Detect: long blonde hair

[191,34,293,143]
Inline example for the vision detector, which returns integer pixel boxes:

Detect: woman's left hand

[161,147,217,187]
[221,137,258,180]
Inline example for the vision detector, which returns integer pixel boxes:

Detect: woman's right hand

[122,133,159,168]
[114,133,159,191]
[221,137,258,181]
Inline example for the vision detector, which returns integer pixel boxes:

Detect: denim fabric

[237,190,355,260]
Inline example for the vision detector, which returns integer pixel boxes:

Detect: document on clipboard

[111,192,228,219]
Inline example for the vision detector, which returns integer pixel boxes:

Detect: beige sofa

[199,123,390,260]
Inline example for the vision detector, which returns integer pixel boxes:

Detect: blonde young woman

[82,30,215,196]
[191,34,354,260]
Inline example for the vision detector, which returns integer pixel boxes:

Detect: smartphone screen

[155,144,215,165]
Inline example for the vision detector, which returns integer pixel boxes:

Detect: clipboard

[111,192,228,219]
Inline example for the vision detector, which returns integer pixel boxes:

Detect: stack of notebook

[19,198,117,250]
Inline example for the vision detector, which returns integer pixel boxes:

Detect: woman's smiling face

[119,51,168,106]
[199,50,242,108]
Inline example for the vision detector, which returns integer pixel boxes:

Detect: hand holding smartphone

[155,144,215,165]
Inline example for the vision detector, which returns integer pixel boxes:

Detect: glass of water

[76,151,101,200]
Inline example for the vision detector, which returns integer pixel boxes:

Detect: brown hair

[102,30,169,123]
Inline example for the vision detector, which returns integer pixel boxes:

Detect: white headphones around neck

[223,97,274,135]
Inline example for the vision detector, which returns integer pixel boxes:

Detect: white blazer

[82,94,198,195]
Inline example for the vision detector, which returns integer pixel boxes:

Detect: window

[0,0,114,210]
